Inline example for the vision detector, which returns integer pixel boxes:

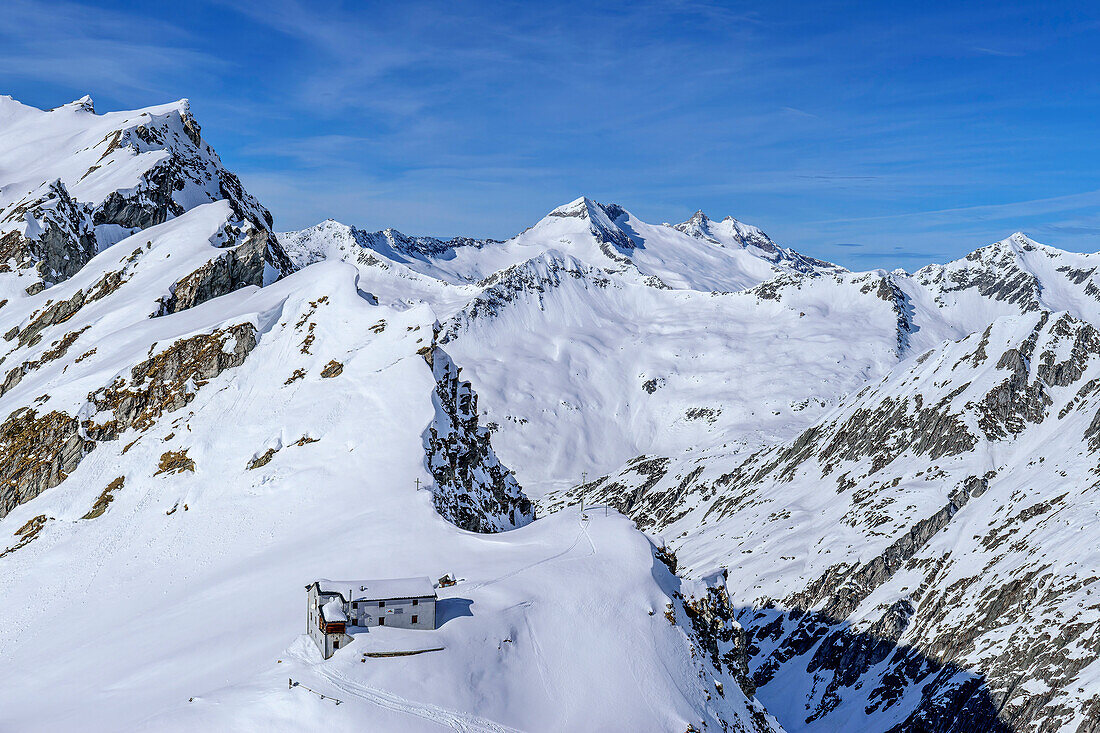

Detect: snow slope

[0,98,776,733]
[280,207,895,494]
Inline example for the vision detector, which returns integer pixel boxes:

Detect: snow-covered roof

[314,577,436,602]
[320,596,346,623]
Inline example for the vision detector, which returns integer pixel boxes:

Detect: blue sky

[2,0,1100,270]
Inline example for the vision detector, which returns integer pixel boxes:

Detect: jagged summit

[51,95,95,113]
[673,208,842,277]
[674,208,767,243]
[546,195,626,222]
[908,229,1100,334]
[677,209,731,232]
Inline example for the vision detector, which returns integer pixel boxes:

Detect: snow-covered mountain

[566,309,1100,730]
[4,93,1100,732]
[0,95,282,287]
[280,209,1100,730]
[0,97,779,733]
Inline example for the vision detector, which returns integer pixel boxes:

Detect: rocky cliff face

[653,547,782,733]
[423,347,534,533]
[157,224,282,315]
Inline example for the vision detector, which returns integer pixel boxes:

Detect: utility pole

[580,471,587,519]
[415,477,421,491]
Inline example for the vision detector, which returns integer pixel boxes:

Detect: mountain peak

[687,210,710,226]
[546,196,626,223]
[1008,231,1041,251]
[676,209,714,235]
[548,196,592,217]
[72,95,95,113]
[50,95,95,114]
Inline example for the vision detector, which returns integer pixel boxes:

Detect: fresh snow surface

[138,512,767,733]
[317,577,436,601]
[322,597,347,623]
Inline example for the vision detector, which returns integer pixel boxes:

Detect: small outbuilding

[306,577,438,658]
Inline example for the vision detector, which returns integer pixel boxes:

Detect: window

[352,602,358,610]
[412,615,418,624]
[412,599,418,606]
[379,618,385,626]
[333,640,340,649]
[379,600,385,608]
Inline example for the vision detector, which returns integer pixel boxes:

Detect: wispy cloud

[0,0,222,96]
[812,189,1100,227]
[973,46,1025,57]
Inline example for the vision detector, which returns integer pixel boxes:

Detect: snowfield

[3,94,1100,732]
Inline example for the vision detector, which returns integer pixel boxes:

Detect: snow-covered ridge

[673,208,842,276]
[0,95,281,286]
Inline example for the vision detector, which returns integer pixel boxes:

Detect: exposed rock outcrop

[658,556,781,733]
[156,225,281,315]
[0,408,91,518]
[0,180,97,283]
[0,323,257,519]
[86,323,257,438]
[422,347,534,532]
[0,98,288,290]
[93,160,183,231]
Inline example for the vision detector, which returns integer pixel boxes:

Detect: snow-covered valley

[2,95,1100,732]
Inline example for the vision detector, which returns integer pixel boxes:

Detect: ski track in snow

[466,515,595,592]
[313,661,523,733]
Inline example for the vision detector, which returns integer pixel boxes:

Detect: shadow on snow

[435,597,474,627]
[738,603,1014,733]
